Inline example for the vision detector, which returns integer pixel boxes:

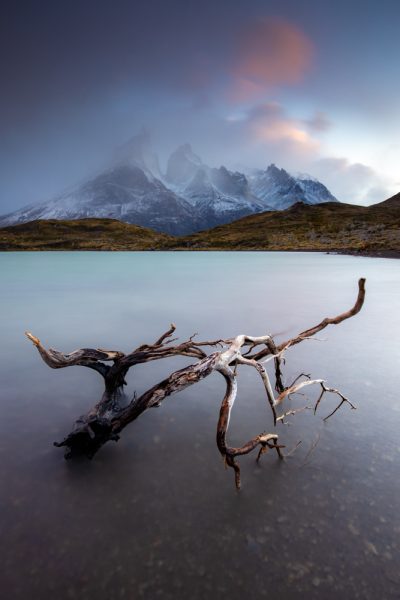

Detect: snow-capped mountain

[248,164,337,210]
[166,144,266,227]
[0,132,201,236]
[0,165,198,236]
[0,134,338,235]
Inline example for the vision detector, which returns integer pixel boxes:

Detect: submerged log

[26,278,366,489]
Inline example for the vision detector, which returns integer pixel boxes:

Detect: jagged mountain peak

[248,163,337,210]
[265,163,293,183]
[166,143,203,185]
[266,163,280,173]
[210,166,249,197]
[174,143,201,161]
[113,128,162,180]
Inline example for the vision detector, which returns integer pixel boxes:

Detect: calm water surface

[0,252,399,599]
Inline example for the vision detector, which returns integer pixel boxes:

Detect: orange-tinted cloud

[247,102,320,155]
[229,18,314,102]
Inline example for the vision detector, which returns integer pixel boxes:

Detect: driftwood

[26,278,365,489]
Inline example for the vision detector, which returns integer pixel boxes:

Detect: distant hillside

[0,218,173,251]
[370,191,400,210]
[0,195,399,256]
[166,196,400,257]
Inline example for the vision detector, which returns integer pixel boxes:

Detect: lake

[1,251,399,599]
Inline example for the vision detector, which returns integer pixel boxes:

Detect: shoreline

[1,247,399,258]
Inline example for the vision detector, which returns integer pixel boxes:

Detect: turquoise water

[1,252,399,599]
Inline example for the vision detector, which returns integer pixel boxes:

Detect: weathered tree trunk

[26,278,365,489]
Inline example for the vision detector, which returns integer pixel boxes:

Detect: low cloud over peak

[313,157,392,205]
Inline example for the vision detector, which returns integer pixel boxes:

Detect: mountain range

[0,130,338,235]
[1,194,398,256]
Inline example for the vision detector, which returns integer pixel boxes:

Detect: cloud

[363,186,392,204]
[218,107,393,205]
[313,157,391,204]
[304,111,331,132]
[229,18,314,102]
[245,102,321,157]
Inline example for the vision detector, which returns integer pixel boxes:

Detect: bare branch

[153,323,177,346]
[25,278,365,489]
[114,353,219,430]
[276,406,311,423]
[320,383,357,421]
[236,356,278,424]
[25,331,117,377]
[249,278,365,360]
[286,278,366,349]
[215,364,283,489]
[276,378,324,406]
[288,373,311,388]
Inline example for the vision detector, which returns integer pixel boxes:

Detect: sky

[1,0,400,213]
